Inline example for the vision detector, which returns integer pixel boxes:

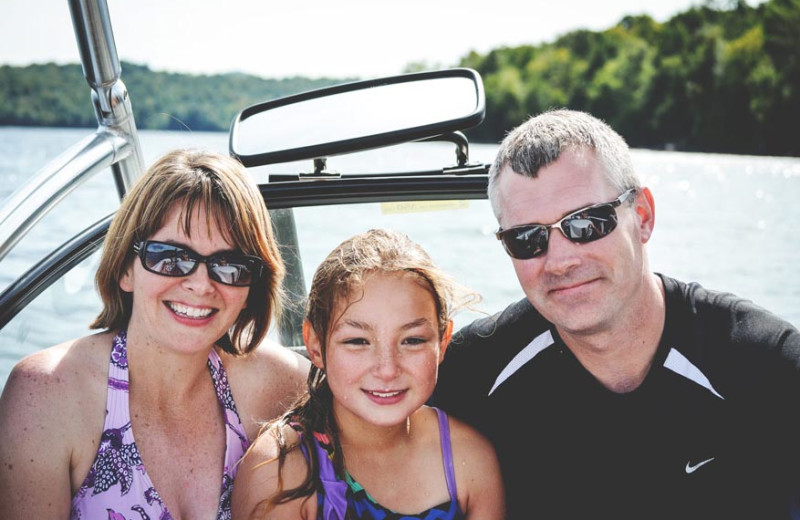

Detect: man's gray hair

[487,109,640,218]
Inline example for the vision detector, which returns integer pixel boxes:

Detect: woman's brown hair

[91,149,285,355]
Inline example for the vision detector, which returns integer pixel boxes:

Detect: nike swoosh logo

[685,457,715,474]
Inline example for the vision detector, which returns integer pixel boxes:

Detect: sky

[1,0,762,80]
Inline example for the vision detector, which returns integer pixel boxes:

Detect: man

[431,109,800,519]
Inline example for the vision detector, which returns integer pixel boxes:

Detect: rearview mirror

[229,68,485,167]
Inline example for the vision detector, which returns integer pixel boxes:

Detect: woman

[0,149,310,519]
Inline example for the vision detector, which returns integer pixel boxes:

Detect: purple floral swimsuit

[70,331,250,520]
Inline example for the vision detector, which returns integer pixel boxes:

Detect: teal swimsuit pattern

[295,407,464,520]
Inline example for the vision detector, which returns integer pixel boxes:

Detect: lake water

[2,126,800,390]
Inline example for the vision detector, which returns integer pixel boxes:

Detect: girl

[232,228,505,519]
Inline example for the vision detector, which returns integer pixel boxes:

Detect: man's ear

[635,187,656,243]
[303,320,325,370]
[438,320,454,364]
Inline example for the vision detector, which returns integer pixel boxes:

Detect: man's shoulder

[659,273,800,389]
[662,274,765,312]
[438,297,553,389]
[454,297,547,345]
[433,298,550,428]
[661,274,798,344]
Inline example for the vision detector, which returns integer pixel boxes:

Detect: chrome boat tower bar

[0,0,144,262]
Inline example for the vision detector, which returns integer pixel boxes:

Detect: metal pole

[69,0,145,197]
[0,0,147,261]
[270,208,307,347]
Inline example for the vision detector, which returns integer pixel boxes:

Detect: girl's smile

[306,271,451,430]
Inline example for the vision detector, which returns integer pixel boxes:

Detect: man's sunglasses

[132,240,264,287]
[496,188,638,260]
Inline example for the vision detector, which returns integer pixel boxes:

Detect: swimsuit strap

[205,343,251,516]
[207,347,250,453]
[290,424,349,520]
[433,407,459,502]
[103,330,131,432]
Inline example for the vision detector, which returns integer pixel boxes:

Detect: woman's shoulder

[222,340,310,431]
[251,338,310,369]
[0,332,114,484]
[4,332,112,401]
[223,338,309,383]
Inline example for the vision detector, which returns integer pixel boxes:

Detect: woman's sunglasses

[132,240,264,287]
[496,188,638,260]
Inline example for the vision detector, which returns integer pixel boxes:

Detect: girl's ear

[438,320,454,364]
[303,320,325,370]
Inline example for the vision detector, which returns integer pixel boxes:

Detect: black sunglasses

[132,240,264,287]
[496,188,638,260]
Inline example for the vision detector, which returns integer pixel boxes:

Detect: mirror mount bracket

[420,131,470,167]
[314,158,328,174]
[297,158,342,180]
[442,164,489,176]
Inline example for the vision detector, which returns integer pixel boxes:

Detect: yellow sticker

[380,200,470,214]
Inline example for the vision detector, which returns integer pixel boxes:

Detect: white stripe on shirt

[663,347,725,399]
[488,330,554,396]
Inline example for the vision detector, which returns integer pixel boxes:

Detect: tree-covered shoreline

[461,0,799,156]
[1,0,797,156]
[0,62,351,133]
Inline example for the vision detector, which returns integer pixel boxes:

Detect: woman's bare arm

[0,341,104,518]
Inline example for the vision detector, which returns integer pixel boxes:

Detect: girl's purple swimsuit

[70,331,249,520]
[297,407,465,520]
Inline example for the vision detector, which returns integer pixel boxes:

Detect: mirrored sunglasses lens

[563,206,618,243]
[209,260,253,286]
[144,244,197,276]
[504,226,548,259]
